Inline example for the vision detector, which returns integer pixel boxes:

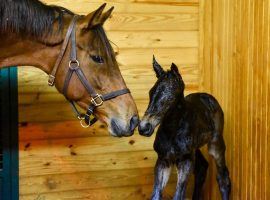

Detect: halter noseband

[47,15,130,128]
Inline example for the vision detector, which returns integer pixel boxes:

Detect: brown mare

[0,0,138,137]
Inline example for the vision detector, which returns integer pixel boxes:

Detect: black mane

[0,0,73,37]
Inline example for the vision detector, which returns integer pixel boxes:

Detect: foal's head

[53,5,138,136]
[138,56,184,137]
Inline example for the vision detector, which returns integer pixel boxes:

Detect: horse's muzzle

[110,115,139,137]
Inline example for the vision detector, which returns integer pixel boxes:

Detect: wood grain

[20,134,155,158]
[200,0,270,199]
[19,168,176,195]
[20,184,177,200]
[42,0,199,14]
[20,150,157,177]
[18,0,201,198]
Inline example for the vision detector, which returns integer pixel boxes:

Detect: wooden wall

[200,0,270,199]
[18,0,270,199]
[19,0,199,199]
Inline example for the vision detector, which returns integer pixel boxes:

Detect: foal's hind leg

[208,134,231,200]
[192,149,209,200]
[151,158,172,200]
[173,157,193,200]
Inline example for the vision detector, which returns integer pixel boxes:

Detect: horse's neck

[0,33,61,74]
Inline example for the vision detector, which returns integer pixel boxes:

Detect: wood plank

[19,168,176,195]
[20,134,154,158]
[107,31,199,48]
[20,183,178,200]
[42,0,199,14]
[19,121,110,141]
[105,13,198,31]
[117,48,198,66]
[19,150,157,177]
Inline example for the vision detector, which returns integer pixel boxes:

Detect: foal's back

[184,92,224,147]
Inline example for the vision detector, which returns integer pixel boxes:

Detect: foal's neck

[165,94,186,119]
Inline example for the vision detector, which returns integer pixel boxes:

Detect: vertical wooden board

[200,0,270,199]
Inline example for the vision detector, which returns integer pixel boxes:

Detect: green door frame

[0,67,19,200]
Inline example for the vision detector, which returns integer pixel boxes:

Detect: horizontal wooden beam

[20,134,155,158]
[20,150,157,176]
[19,121,109,141]
[20,183,182,200]
[19,168,176,195]
[107,31,199,48]
[42,0,199,14]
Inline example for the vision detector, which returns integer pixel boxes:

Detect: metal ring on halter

[69,60,80,69]
[79,115,91,128]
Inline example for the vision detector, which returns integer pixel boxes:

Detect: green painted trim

[0,67,18,200]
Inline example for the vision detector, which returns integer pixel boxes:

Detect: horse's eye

[90,55,104,64]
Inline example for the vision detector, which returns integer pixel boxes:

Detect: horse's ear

[99,6,114,24]
[81,3,106,29]
[153,55,165,78]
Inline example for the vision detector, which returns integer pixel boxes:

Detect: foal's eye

[90,55,104,64]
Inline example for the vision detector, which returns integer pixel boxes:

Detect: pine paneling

[19,0,199,199]
[19,0,270,199]
[200,0,270,199]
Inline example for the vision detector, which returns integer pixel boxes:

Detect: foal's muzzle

[110,115,139,137]
[138,121,154,137]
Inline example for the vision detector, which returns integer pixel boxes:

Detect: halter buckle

[91,94,103,107]
[48,75,55,86]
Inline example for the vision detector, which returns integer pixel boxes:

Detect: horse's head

[55,4,138,137]
[138,56,185,137]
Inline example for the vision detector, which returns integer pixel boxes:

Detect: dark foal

[138,56,231,200]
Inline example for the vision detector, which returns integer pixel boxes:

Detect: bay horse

[0,0,139,137]
[138,57,231,200]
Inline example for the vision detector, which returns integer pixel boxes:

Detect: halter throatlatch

[48,15,130,128]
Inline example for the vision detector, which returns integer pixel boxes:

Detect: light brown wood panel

[107,31,199,48]
[105,13,198,31]
[18,0,200,198]
[19,121,109,141]
[200,0,270,199]
[19,168,176,195]
[43,0,198,14]
[20,184,177,200]
[20,150,157,177]
[20,134,154,158]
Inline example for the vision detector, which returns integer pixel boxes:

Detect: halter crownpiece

[48,15,130,128]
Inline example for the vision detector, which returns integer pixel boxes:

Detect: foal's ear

[153,55,165,78]
[81,3,107,29]
[171,63,182,79]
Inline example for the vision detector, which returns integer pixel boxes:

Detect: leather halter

[47,15,130,128]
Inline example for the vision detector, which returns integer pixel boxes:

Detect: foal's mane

[0,0,73,37]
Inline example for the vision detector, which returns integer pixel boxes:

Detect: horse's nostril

[144,123,152,132]
[130,115,139,131]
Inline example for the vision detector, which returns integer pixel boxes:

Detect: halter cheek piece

[47,15,130,128]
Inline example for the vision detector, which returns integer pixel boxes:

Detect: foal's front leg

[151,158,172,200]
[173,158,193,200]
